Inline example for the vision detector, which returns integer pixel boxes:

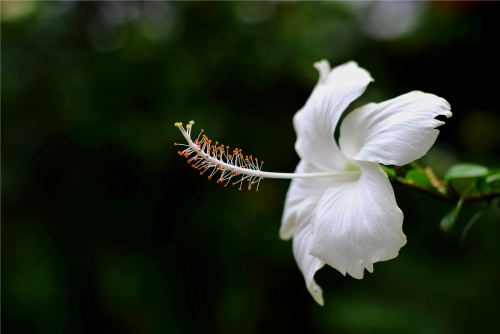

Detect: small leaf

[405,169,433,189]
[473,178,491,194]
[459,208,486,245]
[486,172,500,184]
[440,198,463,232]
[444,164,489,184]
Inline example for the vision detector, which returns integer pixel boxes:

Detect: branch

[396,177,458,203]
[396,176,500,205]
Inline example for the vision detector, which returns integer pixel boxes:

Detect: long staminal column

[174,121,360,191]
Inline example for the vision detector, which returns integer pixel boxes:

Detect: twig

[395,176,500,205]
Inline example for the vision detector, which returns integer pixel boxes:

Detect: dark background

[2,1,500,333]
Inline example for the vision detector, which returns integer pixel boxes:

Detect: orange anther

[174,143,177,146]
[208,176,212,180]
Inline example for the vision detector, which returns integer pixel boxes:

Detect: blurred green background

[2,1,500,333]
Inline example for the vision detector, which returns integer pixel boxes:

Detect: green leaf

[486,172,500,184]
[473,178,491,194]
[444,164,489,184]
[440,198,463,232]
[459,208,486,245]
[405,169,433,189]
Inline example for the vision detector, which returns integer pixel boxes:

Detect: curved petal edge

[339,91,452,166]
[293,61,374,171]
[309,161,407,279]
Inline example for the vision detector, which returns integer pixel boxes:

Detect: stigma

[174,121,264,192]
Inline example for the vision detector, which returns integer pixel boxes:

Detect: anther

[175,120,264,192]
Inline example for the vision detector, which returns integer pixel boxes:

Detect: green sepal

[405,169,433,189]
[380,165,396,182]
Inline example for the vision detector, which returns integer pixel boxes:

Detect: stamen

[174,120,362,191]
[174,121,264,191]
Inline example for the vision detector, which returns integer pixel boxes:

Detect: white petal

[280,160,333,240]
[293,222,325,305]
[339,91,452,166]
[313,59,330,85]
[309,161,406,279]
[294,61,373,171]
[281,160,335,305]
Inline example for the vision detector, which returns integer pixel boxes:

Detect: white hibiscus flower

[174,60,451,306]
[281,60,452,305]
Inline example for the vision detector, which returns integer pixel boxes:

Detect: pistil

[175,121,360,191]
